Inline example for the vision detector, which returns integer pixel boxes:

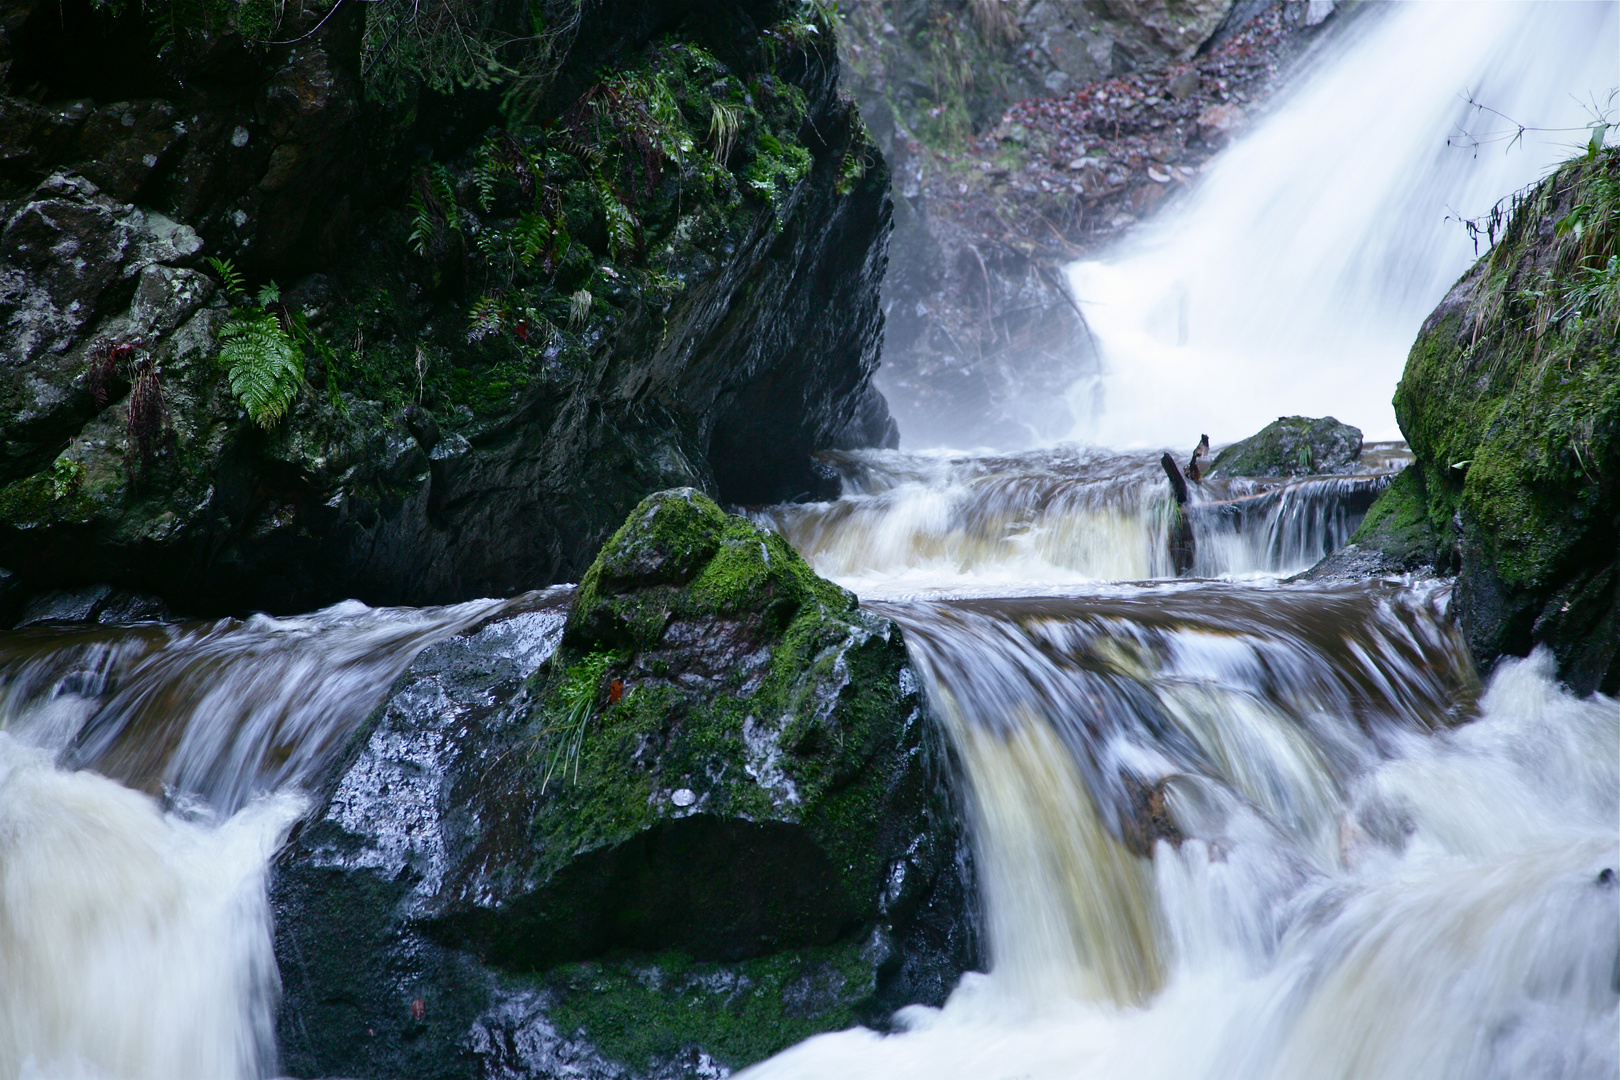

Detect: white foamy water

[0,734,303,1080]
[738,639,1618,1080]
[758,446,1400,596]
[0,598,512,1080]
[3,7,1615,1076]
[1067,0,1618,447]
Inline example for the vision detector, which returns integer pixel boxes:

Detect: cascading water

[0,597,517,1080]
[1065,0,1618,447]
[757,445,1404,592]
[2,3,1616,1079]
[734,592,1618,1080]
[733,4,1620,1074]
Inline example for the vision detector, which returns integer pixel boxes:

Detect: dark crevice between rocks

[8,0,174,101]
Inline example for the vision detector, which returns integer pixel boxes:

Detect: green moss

[743,132,814,199]
[1350,466,1438,568]
[1208,415,1362,478]
[524,488,909,911]
[1383,145,1619,603]
[542,940,876,1071]
[0,457,93,528]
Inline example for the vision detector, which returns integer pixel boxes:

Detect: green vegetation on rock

[541,941,877,1071]
[520,488,921,914]
[1208,415,1364,478]
[1359,143,1620,692]
[1347,465,1438,571]
[0,0,895,613]
[210,264,306,429]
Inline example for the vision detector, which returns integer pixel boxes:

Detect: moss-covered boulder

[1352,146,1619,693]
[1207,415,1364,478]
[469,490,962,967]
[273,490,974,1079]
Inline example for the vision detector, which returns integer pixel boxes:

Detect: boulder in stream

[1206,415,1364,478]
[273,490,974,1079]
[1352,146,1620,694]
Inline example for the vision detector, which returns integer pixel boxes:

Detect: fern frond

[467,294,510,341]
[408,191,436,257]
[206,256,246,299]
[218,310,304,428]
[594,177,637,260]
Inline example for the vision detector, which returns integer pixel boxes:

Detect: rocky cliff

[0,0,895,616]
[1352,145,1619,695]
[272,490,974,1079]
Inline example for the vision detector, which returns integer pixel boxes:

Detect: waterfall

[1066,0,1618,448]
[756,446,1401,593]
[736,611,1618,1080]
[0,598,509,1080]
[2,4,1615,1077]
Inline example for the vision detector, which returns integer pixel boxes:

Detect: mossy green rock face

[1357,147,1619,693]
[0,0,895,617]
[452,490,970,979]
[1207,415,1364,478]
[273,492,975,1080]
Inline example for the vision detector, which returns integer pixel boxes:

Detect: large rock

[273,490,975,1079]
[1206,415,1364,478]
[1353,146,1619,694]
[0,0,897,615]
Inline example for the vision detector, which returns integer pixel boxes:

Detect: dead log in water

[1160,453,1196,575]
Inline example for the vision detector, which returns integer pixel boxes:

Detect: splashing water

[0,596,518,1080]
[758,446,1403,595]
[1066,0,1618,448]
[737,611,1618,1080]
[2,4,1616,1077]
[746,5,1620,1074]
[0,597,506,812]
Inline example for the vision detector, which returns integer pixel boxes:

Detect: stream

[0,2,1617,1079]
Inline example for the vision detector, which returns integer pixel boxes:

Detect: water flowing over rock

[272,489,974,1079]
[835,2,1336,448]
[0,0,896,615]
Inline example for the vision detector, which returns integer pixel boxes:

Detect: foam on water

[759,447,1399,596]
[738,648,1619,1080]
[0,597,515,1079]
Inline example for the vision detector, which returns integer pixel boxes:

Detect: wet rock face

[0,0,896,615]
[273,491,975,1079]
[1353,148,1619,694]
[1207,415,1363,478]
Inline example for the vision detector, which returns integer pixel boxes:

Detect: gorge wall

[0,0,895,616]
